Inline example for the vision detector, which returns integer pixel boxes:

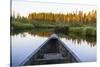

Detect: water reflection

[12,29,96,47]
[61,38,96,62]
[11,29,96,66]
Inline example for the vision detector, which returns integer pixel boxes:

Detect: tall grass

[69,27,96,36]
[12,22,34,30]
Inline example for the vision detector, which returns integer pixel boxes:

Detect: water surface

[11,31,96,66]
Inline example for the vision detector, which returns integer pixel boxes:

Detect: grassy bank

[11,22,34,30]
[11,21,96,37]
[69,27,96,36]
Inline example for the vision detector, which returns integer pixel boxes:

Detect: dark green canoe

[20,34,81,66]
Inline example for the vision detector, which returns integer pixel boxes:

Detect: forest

[11,10,96,36]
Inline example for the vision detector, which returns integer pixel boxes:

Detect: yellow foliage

[28,10,96,23]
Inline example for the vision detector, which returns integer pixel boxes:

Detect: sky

[12,0,97,17]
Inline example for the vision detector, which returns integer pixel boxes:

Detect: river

[11,30,96,66]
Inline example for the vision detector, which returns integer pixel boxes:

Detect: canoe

[20,34,81,66]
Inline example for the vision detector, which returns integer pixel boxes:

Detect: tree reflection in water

[11,29,96,47]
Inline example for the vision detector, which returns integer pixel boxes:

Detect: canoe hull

[21,34,81,66]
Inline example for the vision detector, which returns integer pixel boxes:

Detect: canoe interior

[21,38,80,66]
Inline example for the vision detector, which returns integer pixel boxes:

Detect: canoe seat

[44,53,63,60]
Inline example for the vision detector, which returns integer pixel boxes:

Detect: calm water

[11,31,96,66]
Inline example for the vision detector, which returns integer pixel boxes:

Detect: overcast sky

[12,0,97,17]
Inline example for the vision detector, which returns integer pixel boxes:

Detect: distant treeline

[11,10,96,37]
[27,10,96,24]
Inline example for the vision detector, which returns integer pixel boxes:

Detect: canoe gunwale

[20,37,51,65]
[57,39,81,62]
